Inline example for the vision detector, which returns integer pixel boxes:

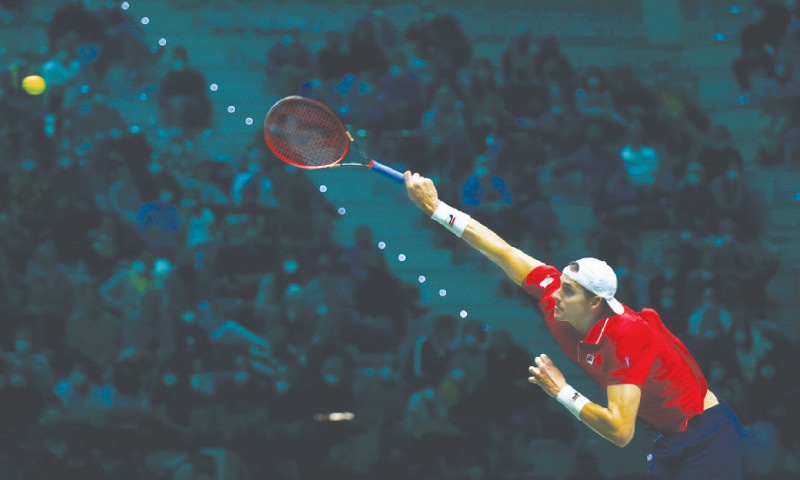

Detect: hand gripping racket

[263,96,405,183]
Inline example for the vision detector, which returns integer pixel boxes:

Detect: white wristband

[556,384,591,419]
[430,201,471,238]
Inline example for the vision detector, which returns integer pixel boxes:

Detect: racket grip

[369,160,405,183]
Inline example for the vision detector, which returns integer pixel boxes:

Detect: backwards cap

[561,257,624,315]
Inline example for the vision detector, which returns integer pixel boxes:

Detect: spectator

[551,121,627,214]
[66,286,122,369]
[501,32,549,121]
[314,31,350,82]
[709,157,766,241]
[420,83,473,181]
[647,251,691,335]
[23,240,74,349]
[265,32,312,97]
[460,144,513,216]
[731,0,793,91]
[404,314,458,389]
[604,119,672,230]
[157,46,213,135]
[47,1,107,78]
[696,124,744,183]
[686,287,734,368]
[463,56,512,142]
[775,4,800,93]
[375,52,428,132]
[574,65,627,128]
[404,0,471,95]
[345,4,392,81]
[670,160,720,236]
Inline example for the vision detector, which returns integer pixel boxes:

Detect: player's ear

[588,295,605,310]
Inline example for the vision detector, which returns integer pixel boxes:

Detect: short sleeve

[605,320,657,386]
[521,265,561,300]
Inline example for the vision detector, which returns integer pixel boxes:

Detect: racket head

[263,96,350,169]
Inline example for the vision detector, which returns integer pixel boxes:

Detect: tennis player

[404,171,744,479]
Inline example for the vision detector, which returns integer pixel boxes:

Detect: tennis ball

[21,75,47,95]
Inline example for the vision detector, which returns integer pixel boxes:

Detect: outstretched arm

[405,171,543,285]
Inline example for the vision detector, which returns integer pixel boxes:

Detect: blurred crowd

[1,0,800,479]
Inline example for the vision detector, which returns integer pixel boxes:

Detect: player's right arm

[405,171,543,285]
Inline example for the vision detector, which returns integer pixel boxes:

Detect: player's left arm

[578,384,641,448]
[529,354,641,448]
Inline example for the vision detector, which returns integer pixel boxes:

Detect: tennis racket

[263,96,405,183]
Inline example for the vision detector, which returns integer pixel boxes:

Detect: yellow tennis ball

[21,75,47,95]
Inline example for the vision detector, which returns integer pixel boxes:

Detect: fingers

[533,354,549,367]
[528,365,539,384]
[528,367,539,383]
[404,171,421,187]
[528,354,550,383]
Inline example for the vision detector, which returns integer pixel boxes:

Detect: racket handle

[368,160,405,183]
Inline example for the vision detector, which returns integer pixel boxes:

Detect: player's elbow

[612,433,634,448]
[609,426,635,448]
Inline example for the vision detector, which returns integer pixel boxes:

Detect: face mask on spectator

[234,371,250,386]
[275,379,291,395]
[14,339,31,354]
[324,374,340,386]
[284,260,299,274]
[70,371,87,388]
[163,372,178,388]
[663,267,677,280]
[378,366,394,382]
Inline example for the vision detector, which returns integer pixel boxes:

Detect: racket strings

[264,99,349,168]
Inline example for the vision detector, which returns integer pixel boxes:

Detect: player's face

[552,277,593,323]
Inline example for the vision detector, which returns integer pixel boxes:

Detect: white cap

[562,257,625,315]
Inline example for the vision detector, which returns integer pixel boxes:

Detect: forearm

[553,382,640,448]
[459,216,542,285]
[576,402,635,448]
[405,172,543,284]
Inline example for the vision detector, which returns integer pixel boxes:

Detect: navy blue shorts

[648,402,744,480]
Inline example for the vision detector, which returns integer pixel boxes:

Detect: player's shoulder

[606,309,659,337]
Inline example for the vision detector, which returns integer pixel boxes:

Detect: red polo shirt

[523,265,707,433]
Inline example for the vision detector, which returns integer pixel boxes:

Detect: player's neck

[572,313,605,337]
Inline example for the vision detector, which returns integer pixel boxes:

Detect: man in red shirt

[404,171,744,479]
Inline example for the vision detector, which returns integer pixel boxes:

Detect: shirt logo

[585,354,595,365]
